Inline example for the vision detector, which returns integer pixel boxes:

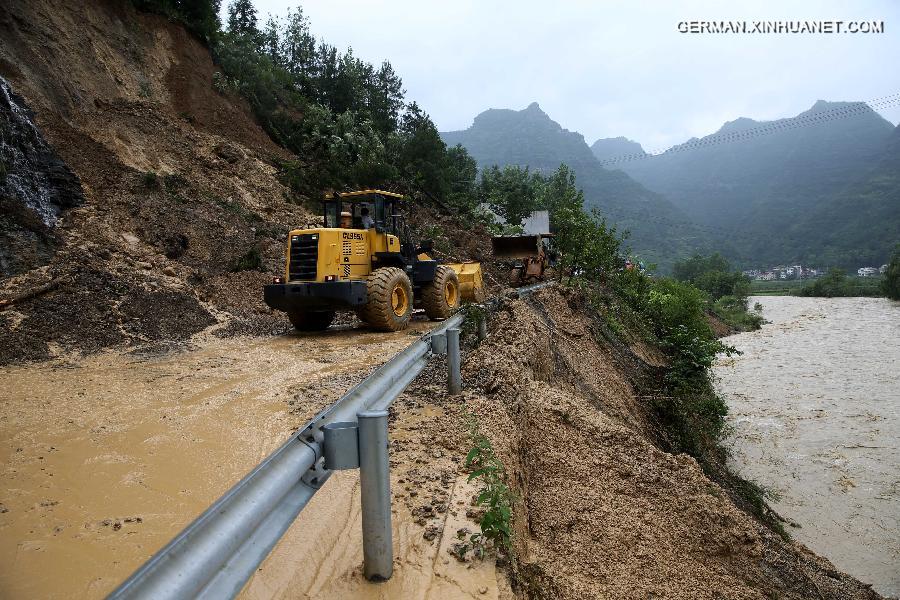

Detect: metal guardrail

[108,312,463,599]
[109,281,552,600]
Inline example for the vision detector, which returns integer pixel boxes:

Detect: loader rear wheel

[359,267,413,331]
[422,265,460,320]
[288,310,335,331]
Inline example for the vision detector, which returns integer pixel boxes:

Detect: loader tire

[509,266,524,286]
[359,267,413,331]
[288,310,335,331]
[422,265,460,320]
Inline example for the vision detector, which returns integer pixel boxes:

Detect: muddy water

[244,405,500,600]
[715,296,899,597]
[0,323,435,599]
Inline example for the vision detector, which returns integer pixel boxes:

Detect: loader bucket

[490,235,542,259]
[447,262,485,303]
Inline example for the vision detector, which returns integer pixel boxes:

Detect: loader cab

[324,190,404,236]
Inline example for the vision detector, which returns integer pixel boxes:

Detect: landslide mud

[0,323,435,599]
[456,288,882,600]
[716,296,900,597]
[244,389,509,600]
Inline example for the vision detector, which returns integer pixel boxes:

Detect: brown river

[715,296,899,598]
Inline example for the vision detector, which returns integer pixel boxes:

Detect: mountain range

[442,100,899,270]
[595,100,898,268]
[441,103,708,270]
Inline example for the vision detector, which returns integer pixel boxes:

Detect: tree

[395,102,449,199]
[260,15,281,65]
[280,8,317,96]
[226,0,258,38]
[132,0,221,43]
[478,165,541,227]
[443,145,478,213]
[672,253,748,301]
[880,245,900,300]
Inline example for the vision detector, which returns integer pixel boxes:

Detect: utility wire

[596,93,900,167]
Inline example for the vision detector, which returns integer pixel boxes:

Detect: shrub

[231,247,262,271]
[880,245,900,300]
[142,171,159,188]
[465,419,513,553]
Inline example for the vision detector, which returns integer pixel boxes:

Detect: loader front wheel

[359,267,413,331]
[422,265,460,320]
[288,310,335,331]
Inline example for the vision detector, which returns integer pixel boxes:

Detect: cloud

[242,0,900,149]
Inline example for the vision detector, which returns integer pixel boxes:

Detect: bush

[673,253,749,301]
[142,171,159,188]
[881,245,900,300]
[465,420,513,553]
[797,268,882,298]
[231,247,262,271]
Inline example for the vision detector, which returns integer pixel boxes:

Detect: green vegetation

[797,268,883,298]
[231,247,262,271]
[130,0,221,44]
[749,278,807,296]
[615,101,899,271]
[441,104,709,272]
[132,0,482,211]
[142,170,160,188]
[881,245,900,300]
[465,417,513,553]
[672,253,762,331]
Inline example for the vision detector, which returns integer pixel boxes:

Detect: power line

[595,93,900,167]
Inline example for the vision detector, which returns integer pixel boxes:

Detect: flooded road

[0,322,436,599]
[715,296,899,597]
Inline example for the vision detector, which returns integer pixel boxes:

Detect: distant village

[742,264,888,281]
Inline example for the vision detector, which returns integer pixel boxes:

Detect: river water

[715,296,899,597]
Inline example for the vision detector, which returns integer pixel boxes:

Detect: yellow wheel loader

[264,190,483,332]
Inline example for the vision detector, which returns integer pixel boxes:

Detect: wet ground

[0,320,439,598]
[245,397,503,600]
[715,296,900,597]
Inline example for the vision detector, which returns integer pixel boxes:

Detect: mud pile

[457,287,881,599]
[0,0,315,364]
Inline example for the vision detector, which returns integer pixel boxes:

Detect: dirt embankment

[0,0,317,364]
[453,287,882,599]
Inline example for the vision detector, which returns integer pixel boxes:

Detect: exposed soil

[0,0,314,365]
[0,320,440,599]
[456,287,883,600]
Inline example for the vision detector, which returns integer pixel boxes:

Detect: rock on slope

[459,287,881,599]
[0,0,314,364]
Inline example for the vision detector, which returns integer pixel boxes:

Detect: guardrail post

[357,410,393,581]
[477,316,488,342]
[447,328,462,395]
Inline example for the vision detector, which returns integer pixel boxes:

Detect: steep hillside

[590,136,646,165]
[615,101,897,267]
[461,288,881,600]
[441,103,710,271]
[0,0,316,363]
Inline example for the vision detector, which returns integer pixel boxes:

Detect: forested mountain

[441,103,708,269]
[590,136,646,165]
[606,101,898,268]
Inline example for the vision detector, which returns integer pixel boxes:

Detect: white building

[858,267,879,277]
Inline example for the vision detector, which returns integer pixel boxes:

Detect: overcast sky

[234,0,900,151]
